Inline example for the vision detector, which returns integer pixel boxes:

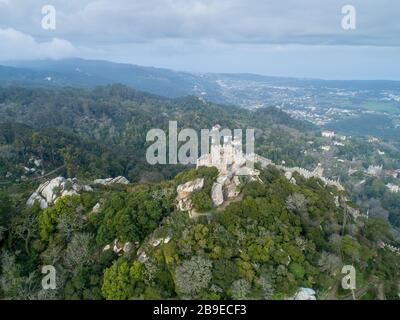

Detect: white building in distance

[367,165,383,176]
[386,183,400,193]
[322,130,335,138]
[377,150,385,156]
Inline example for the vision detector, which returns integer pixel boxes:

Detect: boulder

[94,176,130,186]
[225,182,240,199]
[177,178,204,198]
[233,176,241,186]
[163,237,171,244]
[211,182,224,206]
[61,190,79,199]
[137,251,148,263]
[103,241,131,254]
[217,175,230,186]
[293,288,316,300]
[113,239,123,253]
[92,203,101,213]
[176,178,204,212]
[38,177,67,204]
[123,242,133,253]
[27,192,48,209]
[34,159,42,167]
[236,166,260,177]
[285,171,297,185]
[27,177,92,209]
[177,197,194,212]
[151,239,162,247]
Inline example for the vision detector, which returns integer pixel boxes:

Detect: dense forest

[0,85,316,182]
[1,85,399,231]
[1,165,398,300]
[0,85,399,300]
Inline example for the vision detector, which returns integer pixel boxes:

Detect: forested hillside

[0,85,399,300]
[0,85,316,184]
[1,165,398,300]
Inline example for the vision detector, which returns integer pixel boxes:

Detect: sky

[0,0,399,80]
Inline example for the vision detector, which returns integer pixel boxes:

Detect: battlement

[254,155,345,191]
[196,131,344,192]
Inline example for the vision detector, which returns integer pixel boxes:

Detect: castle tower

[232,138,243,159]
[210,125,221,166]
[314,163,324,177]
[223,135,233,166]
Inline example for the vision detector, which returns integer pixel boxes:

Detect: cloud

[0,1,399,79]
[85,39,400,80]
[52,0,400,46]
[0,28,77,60]
[0,0,399,46]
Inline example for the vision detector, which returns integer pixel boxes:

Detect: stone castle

[176,125,344,214]
[254,155,344,191]
[196,124,260,178]
[197,125,344,192]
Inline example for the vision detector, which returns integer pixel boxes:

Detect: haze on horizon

[0,0,399,80]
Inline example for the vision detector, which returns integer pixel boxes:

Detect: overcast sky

[0,0,399,79]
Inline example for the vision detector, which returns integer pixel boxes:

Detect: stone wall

[254,155,345,191]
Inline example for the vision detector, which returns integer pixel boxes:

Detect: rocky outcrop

[103,239,133,254]
[93,176,130,186]
[27,177,93,209]
[137,251,148,263]
[285,172,297,185]
[92,203,101,213]
[346,205,361,219]
[123,242,133,253]
[27,192,48,210]
[211,182,224,206]
[151,237,172,247]
[176,178,204,212]
[292,288,316,300]
[211,174,245,207]
[175,173,246,212]
[224,181,240,199]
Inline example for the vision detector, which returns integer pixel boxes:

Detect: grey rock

[211,182,224,206]
[94,176,130,186]
[176,178,204,212]
[27,177,92,209]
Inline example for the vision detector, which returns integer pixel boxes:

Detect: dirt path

[343,285,371,300]
[31,165,65,181]
[0,166,65,186]
[377,283,386,300]
[325,282,339,300]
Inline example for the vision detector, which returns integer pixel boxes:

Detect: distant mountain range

[1,58,400,103]
[1,58,400,139]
